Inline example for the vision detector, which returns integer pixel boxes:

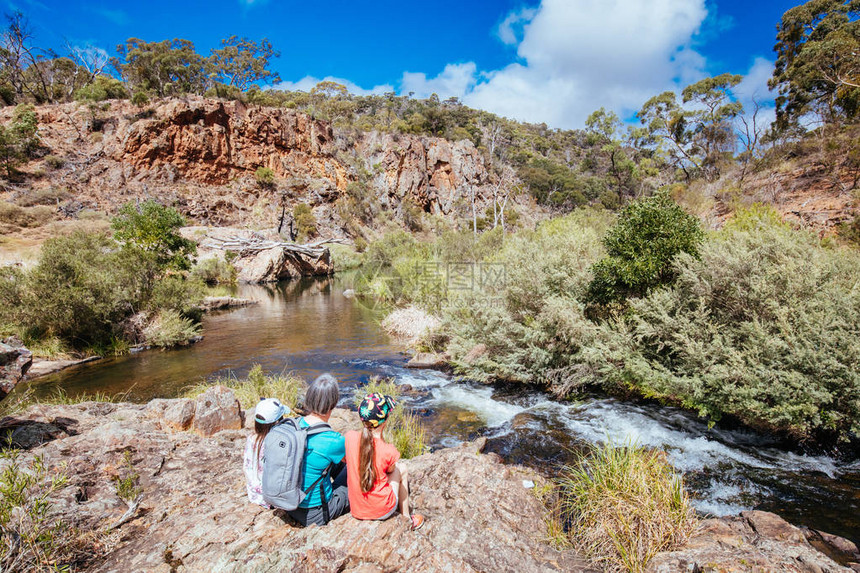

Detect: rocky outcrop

[145,385,243,436]
[0,337,32,400]
[648,511,857,572]
[2,98,500,234]
[2,399,592,572]
[1,396,854,572]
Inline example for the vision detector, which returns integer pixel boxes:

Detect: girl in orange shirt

[344,393,424,530]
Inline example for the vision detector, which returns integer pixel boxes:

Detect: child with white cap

[243,397,289,507]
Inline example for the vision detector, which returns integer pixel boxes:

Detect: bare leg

[386,462,411,519]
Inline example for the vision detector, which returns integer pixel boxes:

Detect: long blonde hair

[358,421,377,493]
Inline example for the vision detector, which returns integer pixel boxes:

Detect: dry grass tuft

[381,305,441,345]
[557,441,698,573]
[184,364,305,412]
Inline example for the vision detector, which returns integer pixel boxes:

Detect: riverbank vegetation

[354,196,860,446]
[0,200,208,356]
[554,442,697,572]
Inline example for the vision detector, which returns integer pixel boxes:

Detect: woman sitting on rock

[344,393,424,530]
[286,373,350,526]
[243,397,288,507]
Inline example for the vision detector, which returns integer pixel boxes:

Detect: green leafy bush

[595,212,860,442]
[73,76,129,102]
[254,166,275,187]
[131,91,149,106]
[0,228,203,350]
[292,203,317,242]
[111,200,196,270]
[0,105,39,178]
[587,191,704,305]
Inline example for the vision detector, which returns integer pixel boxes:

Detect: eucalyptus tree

[770,0,860,126]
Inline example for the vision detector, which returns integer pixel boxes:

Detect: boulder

[406,352,449,369]
[0,337,32,400]
[647,511,853,572]
[234,245,333,283]
[190,386,243,437]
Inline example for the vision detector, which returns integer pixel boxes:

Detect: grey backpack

[261,418,334,511]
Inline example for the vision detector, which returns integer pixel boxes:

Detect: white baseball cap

[254,398,287,424]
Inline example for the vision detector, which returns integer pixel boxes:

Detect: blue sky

[11,0,800,128]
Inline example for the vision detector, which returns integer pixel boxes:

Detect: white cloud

[401,63,477,100]
[404,0,712,128]
[497,7,537,45]
[271,76,393,96]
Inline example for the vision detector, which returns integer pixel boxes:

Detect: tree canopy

[771,0,860,125]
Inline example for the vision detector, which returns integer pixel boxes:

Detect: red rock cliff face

[13,97,495,230]
[119,99,348,188]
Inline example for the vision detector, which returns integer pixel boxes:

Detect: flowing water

[22,278,860,544]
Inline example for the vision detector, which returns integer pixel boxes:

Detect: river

[22,278,860,544]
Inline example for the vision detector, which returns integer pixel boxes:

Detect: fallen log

[203,235,348,258]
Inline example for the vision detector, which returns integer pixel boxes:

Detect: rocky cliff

[1,97,497,234]
[1,392,855,572]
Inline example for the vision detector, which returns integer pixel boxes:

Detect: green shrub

[190,256,237,285]
[143,309,201,348]
[111,200,196,270]
[147,275,204,315]
[557,442,696,572]
[131,91,149,106]
[838,214,860,246]
[292,203,317,242]
[43,155,65,169]
[73,76,129,102]
[444,209,614,392]
[12,233,158,343]
[113,450,143,503]
[254,167,276,187]
[363,230,419,268]
[587,190,704,305]
[595,212,860,442]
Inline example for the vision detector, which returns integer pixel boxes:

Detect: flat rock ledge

[0,391,854,573]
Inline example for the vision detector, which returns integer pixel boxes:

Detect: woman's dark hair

[253,421,274,461]
[359,420,377,493]
[304,373,340,416]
